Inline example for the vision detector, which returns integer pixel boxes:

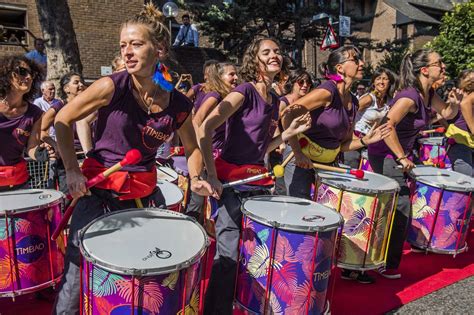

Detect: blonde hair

[203,62,236,98]
[121,3,170,48]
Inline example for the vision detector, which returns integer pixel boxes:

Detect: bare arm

[459,93,474,134]
[431,89,462,120]
[26,115,43,160]
[357,94,373,112]
[40,108,58,150]
[186,87,196,101]
[193,96,219,128]
[76,111,97,154]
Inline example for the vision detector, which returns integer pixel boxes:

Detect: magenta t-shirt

[368,88,433,157]
[87,71,193,172]
[303,80,358,149]
[0,103,43,165]
[221,82,279,165]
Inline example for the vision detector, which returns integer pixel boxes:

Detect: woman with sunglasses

[0,55,48,191]
[368,49,462,280]
[282,46,391,284]
[52,4,216,313]
[345,67,397,169]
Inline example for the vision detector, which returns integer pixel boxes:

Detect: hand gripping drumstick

[313,163,365,179]
[222,138,308,188]
[420,127,445,135]
[51,149,142,240]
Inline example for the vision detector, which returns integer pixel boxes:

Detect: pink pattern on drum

[0,204,64,296]
[408,181,472,253]
[235,216,338,314]
[418,137,452,169]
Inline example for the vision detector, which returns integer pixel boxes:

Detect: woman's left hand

[363,123,393,145]
[283,112,312,141]
[190,179,220,199]
[448,88,464,106]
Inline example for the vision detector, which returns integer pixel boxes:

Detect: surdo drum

[156,180,184,212]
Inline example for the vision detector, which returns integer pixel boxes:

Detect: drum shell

[0,195,64,297]
[235,214,339,314]
[408,180,472,254]
[316,182,397,270]
[418,138,452,169]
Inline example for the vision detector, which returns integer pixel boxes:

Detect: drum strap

[0,160,28,187]
[81,158,156,200]
[215,157,274,187]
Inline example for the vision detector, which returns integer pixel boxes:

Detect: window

[0,5,27,46]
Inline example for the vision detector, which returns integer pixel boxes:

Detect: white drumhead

[80,209,208,275]
[318,170,399,193]
[410,167,474,191]
[418,137,444,146]
[157,180,183,206]
[0,189,63,214]
[242,195,342,232]
[156,166,178,182]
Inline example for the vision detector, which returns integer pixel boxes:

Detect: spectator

[8,33,20,44]
[25,38,47,69]
[173,14,199,47]
[111,55,126,73]
[355,83,366,99]
[33,81,61,112]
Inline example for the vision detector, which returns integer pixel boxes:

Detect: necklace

[140,85,159,115]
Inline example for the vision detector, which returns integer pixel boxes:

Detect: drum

[0,189,65,298]
[359,150,373,172]
[157,180,184,212]
[80,209,208,315]
[156,166,178,184]
[418,137,452,169]
[235,195,342,314]
[315,171,400,271]
[408,167,474,255]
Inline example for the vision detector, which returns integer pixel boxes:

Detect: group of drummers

[1,3,473,315]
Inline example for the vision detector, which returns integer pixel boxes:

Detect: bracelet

[191,175,202,182]
[396,155,407,162]
[360,138,367,147]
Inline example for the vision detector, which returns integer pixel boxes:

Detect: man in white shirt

[33,81,62,138]
[173,14,199,47]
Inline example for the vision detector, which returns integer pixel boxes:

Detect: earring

[153,62,174,92]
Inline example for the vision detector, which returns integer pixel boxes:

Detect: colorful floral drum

[408,167,473,255]
[316,171,400,271]
[79,209,208,315]
[0,189,65,298]
[156,180,184,212]
[156,166,179,184]
[359,150,373,172]
[235,195,343,315]
[418,137,452,169]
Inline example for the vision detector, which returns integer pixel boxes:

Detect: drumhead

[156,166,178,182]
[410,167,474,192]
[418,137,444,146]
[157,180,183,207]
[318,170,399,194]
[0,189,64,214]
[79,208,208,275]
[242,195,342,232]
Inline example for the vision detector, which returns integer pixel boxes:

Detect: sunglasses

[14,67,35,78]
[297,79,311,86]
[341,58,361,66]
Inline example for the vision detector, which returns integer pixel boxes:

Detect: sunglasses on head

[14,66,35,78]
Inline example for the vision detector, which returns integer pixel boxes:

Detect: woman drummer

[368,49,462,279]
[198,37,311,314]
[282,46,391,284]
[0,55,51,191]
[52,4,216,313]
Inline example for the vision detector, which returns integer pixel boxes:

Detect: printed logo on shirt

[141,117,173,150]
[15,128,31,145]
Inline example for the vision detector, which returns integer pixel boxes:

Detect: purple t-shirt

[280,96,290,106]
[221,82,279,165]
[452,110,469,132]
[50,99,65,112]
[0,103,43,165]
[195,91,225,150]
[88,71,193,172]
[369,88,433,157]
[191,84,206,111]
[304,81,358,149]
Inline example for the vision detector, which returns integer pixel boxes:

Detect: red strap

[215,157,274,186]
[0,160,28,187]
[81,158,156,200]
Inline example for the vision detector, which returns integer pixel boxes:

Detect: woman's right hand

[294,151,313,169]
[399,157,415,173]
[66,167,88,199]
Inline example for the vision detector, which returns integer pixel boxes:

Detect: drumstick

[313,163,365,179]
[51,149,142,240]
[222,138,308,188]
[420,127,445,135]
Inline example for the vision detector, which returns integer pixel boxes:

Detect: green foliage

[377,41,409,74]
[426,1,474,78]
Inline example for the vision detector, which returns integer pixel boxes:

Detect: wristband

[396,155,407,162]
[360,138,367,147]
[191,175,202,182]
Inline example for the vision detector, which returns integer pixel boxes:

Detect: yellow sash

[446,124,474,149]
[297,134,340,163]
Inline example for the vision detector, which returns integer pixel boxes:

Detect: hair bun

[140,3,165,24]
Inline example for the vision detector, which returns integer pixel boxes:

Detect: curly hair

[122,3,170,49]
[239,37,285,83]
[0,55,42,102]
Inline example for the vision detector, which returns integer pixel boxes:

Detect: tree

[377,40,409,74]
[426,1,473,79]
[35,0,83,85]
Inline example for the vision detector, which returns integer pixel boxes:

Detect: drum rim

[79,208,209,276]
[156,166,179,181]
[409,168,474,192]
[0,189,64,215]
[418,137,445,145]
[318,172,400,194]
[242,195,343,232]
[156,180,184,207]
